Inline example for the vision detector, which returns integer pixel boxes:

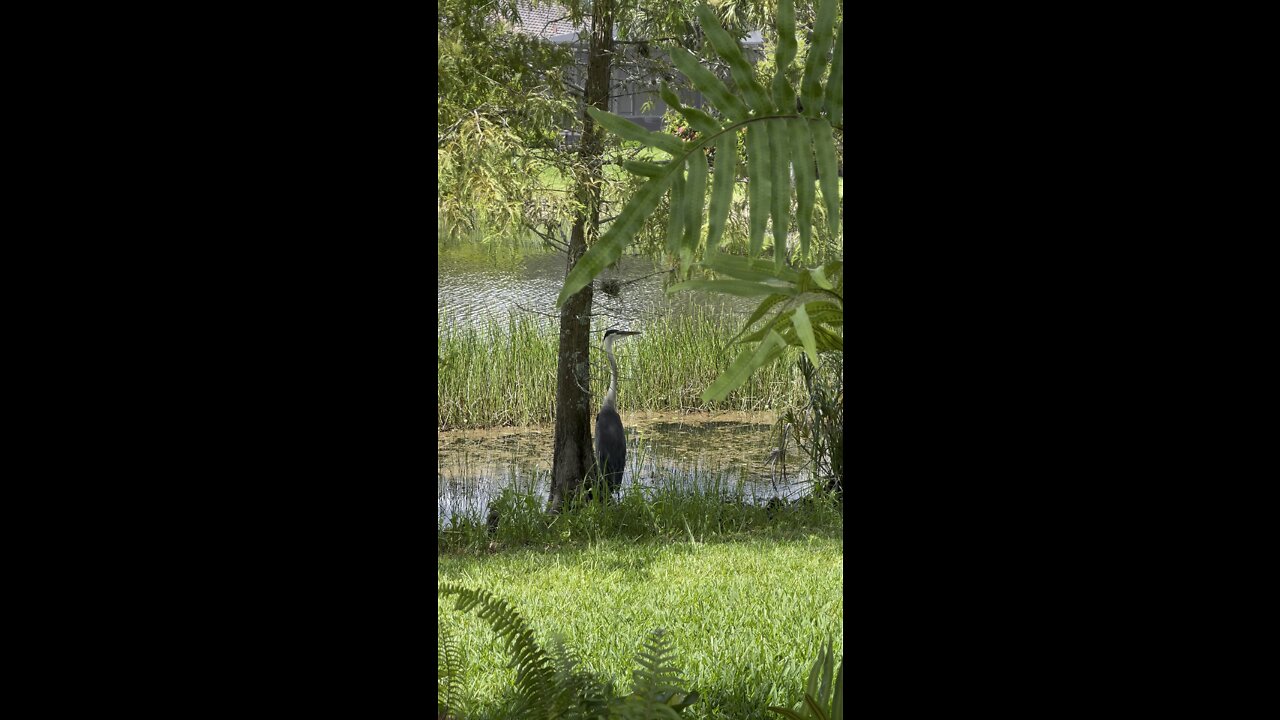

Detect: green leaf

[660,82,721,135]
[696,4,772,114]
[736,299,804,344]
[623,160,669,177]
[668,278,794,297]
[772,0,798,110]
[808,265,834,290]
[767,119,790,264]
[706,132,736,252]
[683,151,707,275]
[804,694,830,720]
[668,47,750,123]
[792,304,820,367]
[789,118,816,259]
[813,324,843,352]
[702,329,788,402]
[586,106,684,155]
[826,22,844,127]
[775,0,798,72]
[767,708,808,720]
[818,638,834,709]
[810,119,840,240]
[801,0,838,118]
[702,250,801,283]
[745,124,771,259]
[557,165,679,307]
[806,650,821,698]
[726,292,790,345]
[667,168,686,256]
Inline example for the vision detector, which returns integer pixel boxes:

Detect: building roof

[513,2,763,46]
[513,2,578,40]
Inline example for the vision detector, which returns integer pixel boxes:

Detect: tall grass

[439,463,843,554]
[438,307,806,429]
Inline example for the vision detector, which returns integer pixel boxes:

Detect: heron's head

[602,328,641,345]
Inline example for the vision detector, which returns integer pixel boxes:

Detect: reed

[438,306,807,429]
[438,464,842,554]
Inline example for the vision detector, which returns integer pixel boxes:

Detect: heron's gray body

[592,329,639,498]
[595,405,626,494]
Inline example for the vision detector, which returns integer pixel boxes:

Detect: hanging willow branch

[553,0,843,401]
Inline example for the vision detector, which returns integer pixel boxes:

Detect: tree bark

[549,0,615,513]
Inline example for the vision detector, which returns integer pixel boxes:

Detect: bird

[593,328,641,500]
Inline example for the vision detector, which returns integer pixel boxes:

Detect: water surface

[438,247,757,333]
[438,411,810,525]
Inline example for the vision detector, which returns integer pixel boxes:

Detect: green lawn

[438,533,843,719]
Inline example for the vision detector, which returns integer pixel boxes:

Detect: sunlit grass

[437,533,842,719]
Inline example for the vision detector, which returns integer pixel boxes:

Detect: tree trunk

[549,0,615,513]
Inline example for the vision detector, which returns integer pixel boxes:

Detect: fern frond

[548,636,610,720]
[627,627,699,714]
[437,618,463,717]
[438,584,557,719]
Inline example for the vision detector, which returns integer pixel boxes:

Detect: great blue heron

[594,328,641,498]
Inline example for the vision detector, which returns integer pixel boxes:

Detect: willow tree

[547,0,713,511]
[437,0,576,241]
[556,0,844,495]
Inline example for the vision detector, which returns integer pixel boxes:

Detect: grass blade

[557,165,679,307]
[706,132,736,252]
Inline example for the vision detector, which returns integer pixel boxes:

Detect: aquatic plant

[438,306,807,429]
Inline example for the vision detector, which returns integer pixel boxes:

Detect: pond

[437,246,758,333]
[438,246,809,524]
[438,411,812,526]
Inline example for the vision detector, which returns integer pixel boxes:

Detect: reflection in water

[438,412,811,525]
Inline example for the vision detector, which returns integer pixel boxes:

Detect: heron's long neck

[603,339,619,411]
